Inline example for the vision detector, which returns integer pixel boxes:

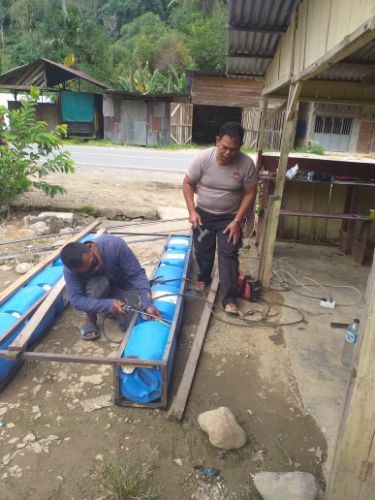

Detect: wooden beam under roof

[227,24,287,34]
[227,53,274,59]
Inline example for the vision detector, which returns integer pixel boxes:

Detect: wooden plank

[0,220,100,307]
[8,277,66,352]
[167,274,219,422]
[326,250,375,499]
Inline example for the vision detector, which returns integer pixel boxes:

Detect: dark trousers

[85,275,140,331]
[193,207,241,306]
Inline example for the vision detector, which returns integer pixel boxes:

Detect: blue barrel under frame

[118,235,191,405]
[0,233,95,389]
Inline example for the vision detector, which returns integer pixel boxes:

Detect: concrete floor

[261,241,371,475]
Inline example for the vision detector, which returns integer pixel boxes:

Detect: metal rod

[0,230,80,247]
[0,350,163,367]
[104,217,187,230]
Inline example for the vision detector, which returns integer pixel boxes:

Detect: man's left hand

[145,306,162,320]
[223,221,241,245]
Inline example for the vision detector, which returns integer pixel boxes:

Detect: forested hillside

[0,0,227,92]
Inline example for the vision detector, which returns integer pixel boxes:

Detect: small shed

[171,72,286,148]
[0,58,109,138]
[103,91,172,146]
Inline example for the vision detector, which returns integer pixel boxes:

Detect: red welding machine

[237,274,262,301]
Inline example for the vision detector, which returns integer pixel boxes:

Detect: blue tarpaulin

[61,91,94,122]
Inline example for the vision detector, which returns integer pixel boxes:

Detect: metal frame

[114,234,192,409]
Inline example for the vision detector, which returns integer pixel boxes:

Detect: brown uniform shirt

[187,147,257,215]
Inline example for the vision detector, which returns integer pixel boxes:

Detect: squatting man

[60,234,160,340]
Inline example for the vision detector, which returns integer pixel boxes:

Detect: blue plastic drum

[160,251,186,267]
[0,286,46,317]
[120,321,171,403]
[151,284,180,303]
[152,300,176,323]
[153,265,184,288]
[27,266,63,290]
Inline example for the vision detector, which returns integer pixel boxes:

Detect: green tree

[0,88,74,217]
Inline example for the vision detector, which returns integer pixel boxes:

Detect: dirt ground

[0,166,331,499]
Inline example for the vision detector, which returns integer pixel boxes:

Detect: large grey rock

[252,471,318,500]
[198,407,247,450]
[38,212,73,224]
[15,262,34,274]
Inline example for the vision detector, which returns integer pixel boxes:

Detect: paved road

[63,145,198,173]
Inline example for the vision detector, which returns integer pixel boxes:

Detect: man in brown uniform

[182,122,257,315]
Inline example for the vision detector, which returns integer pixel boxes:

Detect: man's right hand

[112,299,126,315]
[189,210,202,228]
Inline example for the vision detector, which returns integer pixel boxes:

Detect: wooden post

[258,82,302,286]
[255,97,268,172]
[326,251,375,500]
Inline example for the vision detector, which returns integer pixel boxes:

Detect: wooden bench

[279,209,374,264]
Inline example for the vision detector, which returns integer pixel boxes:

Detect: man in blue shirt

[61,234,160,340]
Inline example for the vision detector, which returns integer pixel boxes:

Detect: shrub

[0,88,74,217]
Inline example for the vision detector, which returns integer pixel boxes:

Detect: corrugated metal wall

[103,95,170,145]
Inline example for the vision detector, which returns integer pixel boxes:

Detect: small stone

[95,454,104,461]
[15,262,34,274]
[30,221,50,235]
[8,437,19,444]
[173,458,183,466]
[1,472,8,480]
[16,443,26,449]
[6,422,15,429]
[23,433,36,443]
[198,407,247,450]
[2,453,11,465]
[32,406,40,413]
[30,442,43,454]
[252,472,318,500]
[59,227,74,235]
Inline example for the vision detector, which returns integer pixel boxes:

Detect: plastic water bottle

[341,319,360,367]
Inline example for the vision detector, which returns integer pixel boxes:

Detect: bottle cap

[354,318,360,323]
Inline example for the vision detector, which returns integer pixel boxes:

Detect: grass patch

[294,143,326,155]
[63,138,122,147]
[80,205,103,217]
[99,461,158,500]
[147,142,206,150]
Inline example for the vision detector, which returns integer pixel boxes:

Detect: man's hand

[112,299,126,315]
[189,210,202,228]
[145,306,162,320]
[223,221,241,245]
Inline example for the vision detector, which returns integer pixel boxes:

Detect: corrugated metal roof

[318,63,375,83]
[226,0,302,77]
[317,40,375,82]
[0,58,110,90]
[227,57,270,77]
[228,31,280,57]
[226,1,375,83]
[228,0,301,29]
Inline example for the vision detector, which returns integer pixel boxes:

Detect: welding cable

[270,266,363,306]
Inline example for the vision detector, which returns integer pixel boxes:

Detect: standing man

[60,234,160,340]
[182,122,257,315]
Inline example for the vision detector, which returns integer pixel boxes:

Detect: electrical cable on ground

[270,260,363,307]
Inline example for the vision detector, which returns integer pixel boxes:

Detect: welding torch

[121,302,171,327]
